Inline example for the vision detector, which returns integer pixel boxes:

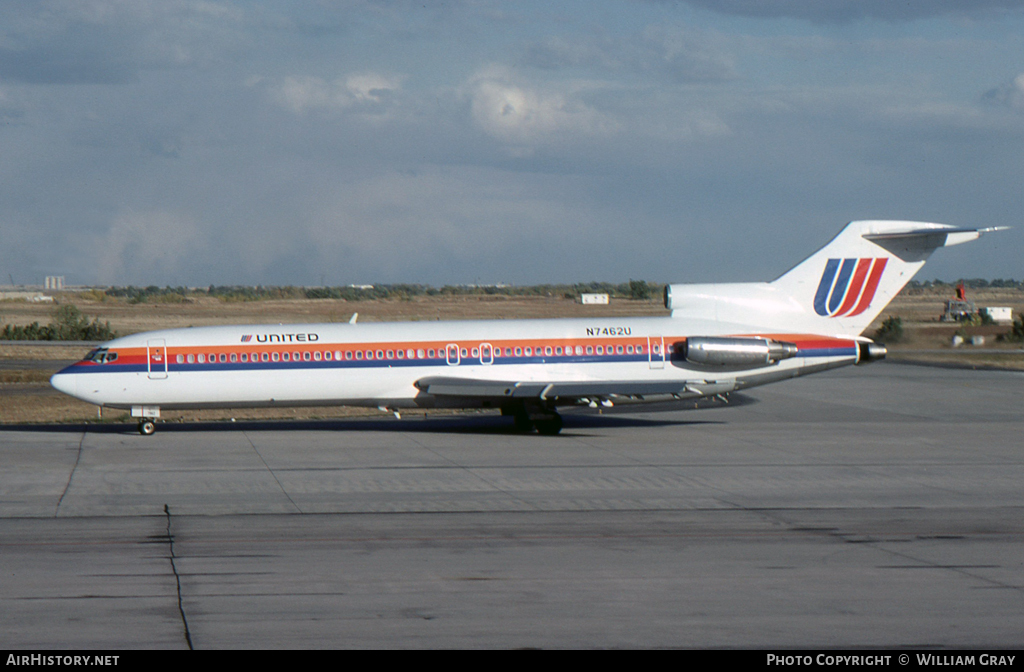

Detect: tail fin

[666,220,1006,336]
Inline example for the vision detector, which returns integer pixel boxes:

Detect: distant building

[981,307,1013,324]
[45,276,65,290]
[580,293,609,305]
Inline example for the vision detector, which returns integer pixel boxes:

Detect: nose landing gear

[131,406,161,436]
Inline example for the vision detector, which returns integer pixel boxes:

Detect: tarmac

[1,362,1022,649]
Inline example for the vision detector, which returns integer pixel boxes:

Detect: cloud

[0,0,245,84]
[301,167,617,283]
[93,210,209,285]
[271,73,403,114]
[521,24,737,83]
[672,0,1024,23]
[983,73,1024,112]
[465,66,617,150]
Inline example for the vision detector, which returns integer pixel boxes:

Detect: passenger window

[356,351,363,360]
[515,347,522,356]
[525,347,532,357]
[304,351,311,361]
[596,346,603,355]
[417,349,425,359]
[272,352,280,362]
[314,351,322,361]
[197,354,205,363]
[377,350,384,360]
[545,346,552,356]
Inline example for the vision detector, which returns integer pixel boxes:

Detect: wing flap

[415,376,725,401]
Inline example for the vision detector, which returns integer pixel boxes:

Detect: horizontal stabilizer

[862,226,1008,243]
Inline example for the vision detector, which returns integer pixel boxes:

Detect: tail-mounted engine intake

[682,337,798,368]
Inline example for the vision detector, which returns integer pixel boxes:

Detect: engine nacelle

[857,342,887,364]
[682,337,798,368]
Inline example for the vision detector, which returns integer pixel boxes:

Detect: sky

[1,0,1022,288]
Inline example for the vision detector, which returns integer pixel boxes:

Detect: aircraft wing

[414,376,735,402]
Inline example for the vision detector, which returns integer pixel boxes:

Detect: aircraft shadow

[0,394,757,436]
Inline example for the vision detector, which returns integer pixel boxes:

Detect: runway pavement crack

[242,430,302,513]
[164,504,194,650]
[54,429,86,518]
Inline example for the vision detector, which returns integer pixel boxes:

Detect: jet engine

[681,337,798,368]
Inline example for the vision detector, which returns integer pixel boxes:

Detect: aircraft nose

[50,370,78,397]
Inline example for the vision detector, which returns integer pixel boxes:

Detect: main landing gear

[138,420,156,436]
[504,404,564,435]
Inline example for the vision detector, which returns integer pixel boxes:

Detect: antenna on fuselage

[349,313,358,324]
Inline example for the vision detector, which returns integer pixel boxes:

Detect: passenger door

[147,339,168,379]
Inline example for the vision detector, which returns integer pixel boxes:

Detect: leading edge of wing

[414,376,727,401]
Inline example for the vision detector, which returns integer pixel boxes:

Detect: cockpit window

[82,348,117,364]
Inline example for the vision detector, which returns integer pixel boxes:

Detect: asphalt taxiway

[1,362,1022,648]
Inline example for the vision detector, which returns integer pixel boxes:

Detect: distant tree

[629,279,651,300]
[875,316,904,343]
[1008,313,1024,343]
[0,305,115,341]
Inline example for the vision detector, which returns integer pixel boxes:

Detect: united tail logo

[813,258,887,317]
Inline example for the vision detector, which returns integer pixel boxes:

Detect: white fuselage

[50,314,860,413]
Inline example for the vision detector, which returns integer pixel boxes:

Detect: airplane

[50,220,1005,436]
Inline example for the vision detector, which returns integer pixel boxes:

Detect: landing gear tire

[503,404,534,433]
[138,420,156,436]
[533,413,563,436]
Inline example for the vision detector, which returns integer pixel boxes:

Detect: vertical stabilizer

[770,220,1003,335]
[666,220,1005,336]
